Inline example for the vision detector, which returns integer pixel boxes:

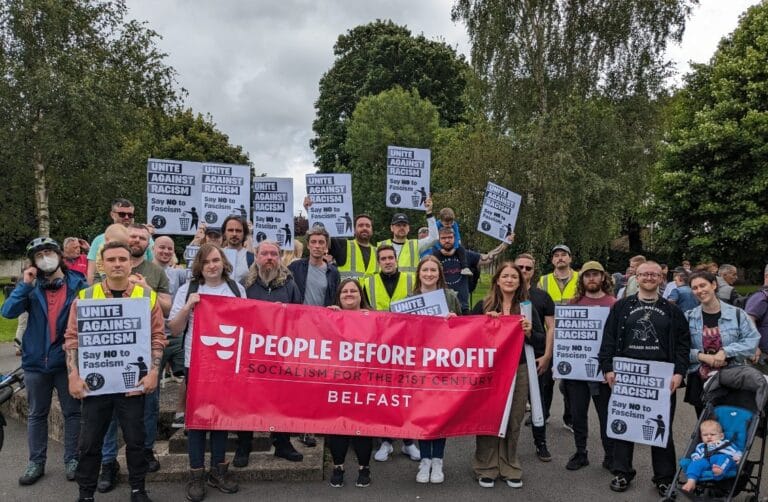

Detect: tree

[343,87,440,240]
[311,20,470,172]
[0,0,180,243]
[652,3,768,269]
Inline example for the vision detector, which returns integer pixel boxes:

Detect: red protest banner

[186,295,525,439]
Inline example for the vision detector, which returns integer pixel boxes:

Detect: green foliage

[652,3,768,269]
[343,87,440,240]
[311,20,470,172]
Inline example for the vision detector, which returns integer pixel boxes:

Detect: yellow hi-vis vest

[378,239,419,274]
[79,283,157,308]
[337,240,377,281]
[365,273,414,312]
[538,272,579,305]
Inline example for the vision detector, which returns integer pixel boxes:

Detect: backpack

[733,288,767,312]
[182,278,243,347]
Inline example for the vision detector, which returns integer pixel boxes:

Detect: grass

[0,290,18,343]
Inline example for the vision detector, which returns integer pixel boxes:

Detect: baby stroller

[662,365,768,501]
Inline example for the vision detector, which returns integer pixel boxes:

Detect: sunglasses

[517,265,534,271]
[114,211,134,218]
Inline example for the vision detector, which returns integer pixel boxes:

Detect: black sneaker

[232,446,251,468]
[274,442,303,462]
[536,444,552,462]
[355,466,371,487]
[19,462,44,485]
[566,452,589,470]
[97,460,119,493]
[610,474,629,492]
[329,466,344,488]
[657,482,671,497]
[144,449,160,473]
[130,488,152,502]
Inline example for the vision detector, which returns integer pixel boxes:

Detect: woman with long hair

[410,256,460,484]
[326,278,374,488]
[470,261,544,489]
[684,271,759,416]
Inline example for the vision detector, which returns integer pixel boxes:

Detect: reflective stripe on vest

[337,240,377,281]
[79,283,157,308]
[538,272,579,305]
[365,273,414,311]
[379,239,419,274]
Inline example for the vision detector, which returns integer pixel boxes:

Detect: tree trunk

[33,150,50,237]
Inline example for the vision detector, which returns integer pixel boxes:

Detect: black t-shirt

[528,287,555,357]
[329,237,372,270]
[701,311,722,355]
[622,298,670,361]
[110,289,126,298]
[702,311,721,329]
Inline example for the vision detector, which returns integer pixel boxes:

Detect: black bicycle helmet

[26,237,61,259]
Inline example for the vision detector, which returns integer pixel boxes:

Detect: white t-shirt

[170,280,246,367]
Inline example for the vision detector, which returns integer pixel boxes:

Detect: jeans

[101,386,159,461]
[564,380,613,460]
[531,368,554,447]
[328,436,373,466]
[188,430,228,469]
[76,394,147,497]
[612,393,677,484]
[419,438,446,459]
[24,369,80,464]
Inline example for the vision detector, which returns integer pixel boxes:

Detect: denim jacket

[685,301,760,373]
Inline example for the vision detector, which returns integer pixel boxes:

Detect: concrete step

[167,430,272,454]
[119,435,324,482]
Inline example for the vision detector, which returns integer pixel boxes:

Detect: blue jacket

[1,271,87,373]
[288,258,340,307]
[685,301,760,374]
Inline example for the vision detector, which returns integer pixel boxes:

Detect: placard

[607,357,674,447]
[252,177,294,248]
[76,298,151,396]
[147,158,251,235]
[386,145,430,210]
[390,290,450,317]
[477,182,522,242]
[306,173,354,237]
[553,306,610,381]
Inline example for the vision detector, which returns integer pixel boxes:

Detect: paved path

[1,342,764,501]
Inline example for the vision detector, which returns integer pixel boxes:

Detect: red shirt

[46,286,68,343]
[64,255,88,276]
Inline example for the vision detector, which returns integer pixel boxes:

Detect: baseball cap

[551,244,571,256]
[391,213,410,225]
[205,226,221,236]
[581,261,605,273]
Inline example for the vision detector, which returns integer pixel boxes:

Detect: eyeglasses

[517,265,534,271]
[114,211,134,218]
[637,272,661,278]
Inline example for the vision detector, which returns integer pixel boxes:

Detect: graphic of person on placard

[282,223,292,247]
[505,223,513,238]
[343,212,353,233]
[184,207,199,230]
[129,356,149,382]
[416,186,428,206]
[236,204,248,220]
[648,415,666,441]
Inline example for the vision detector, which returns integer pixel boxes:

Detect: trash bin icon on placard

[335,221,346,234]
[585,358,598,378]
[642,424,655,441]
[122,369,137,388]
[179,216,191,232]
[498,226,508,239]
[275,231,285,247]
[411,193,421,207]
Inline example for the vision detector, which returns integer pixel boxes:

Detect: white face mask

[36,255,60,273]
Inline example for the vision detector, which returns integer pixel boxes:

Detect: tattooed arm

[64,301,88,399]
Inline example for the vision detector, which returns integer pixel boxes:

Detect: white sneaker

[416,458,431,483]
[402,443,421,461]
[430,458,444,484]
[505,478,523,488]
[460,267,473,276]
[374,441,393,462]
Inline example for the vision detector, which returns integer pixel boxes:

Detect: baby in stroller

[682,419,742,493]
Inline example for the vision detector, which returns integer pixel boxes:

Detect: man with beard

[562,261,616,472]
[96,225,171,492]
[303,197,376,282]
[432,227,509,314]
[514,253,555,463]
[2,238,87,485]
[598,261,689,495]
[221,215,254,285]
[376,198,437,275]
[234,240,304,467]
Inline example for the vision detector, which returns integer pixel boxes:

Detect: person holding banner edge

[563,261,616,471]
[471,261,545,489]
[410,255,461,484]
[326,278,375,488]
[376,196,437,275]
[168,243,245,502]
[598,261,690,496]
[64,241,167,502]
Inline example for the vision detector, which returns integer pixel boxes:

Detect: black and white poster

[389,290,450,317]
[553,306,610,381]
[606,357,673,447]
[477,182,522,242]
[77,298,152,396]
[147,158,251,235]
[252,177,294,249]
[385,145,430,210]
[306,173,354,237]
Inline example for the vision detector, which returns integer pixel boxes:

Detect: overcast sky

[128,0,761,215]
